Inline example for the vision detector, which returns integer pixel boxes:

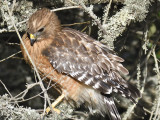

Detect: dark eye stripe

[38,27,44,32]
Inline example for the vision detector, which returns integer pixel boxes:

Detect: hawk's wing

[42,28,140,99]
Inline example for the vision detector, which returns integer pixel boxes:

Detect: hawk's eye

[38,27,44,32]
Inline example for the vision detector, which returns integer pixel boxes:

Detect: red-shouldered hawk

[20,8,141,120]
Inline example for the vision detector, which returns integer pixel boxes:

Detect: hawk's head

[27,8,61,46]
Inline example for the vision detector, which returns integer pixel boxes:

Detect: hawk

[20,8,141,120]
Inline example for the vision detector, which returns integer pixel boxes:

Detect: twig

[0,51,22,63]
[122,104,137,120]
[16,19,28,25]
[10,0,16,16]
[51,6,81,12]
[14,68,55,100]
[103,0,112,24]
[12,80,57,103]
[62,21,90,27]
[0,28,9,33]
[128,43,158,82]
[0,80,13,98]
[152,46,160,120]
[14,82,40,100]
[6,42,20,46]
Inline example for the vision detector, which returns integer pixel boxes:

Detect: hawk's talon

[46,107,61,114]
[45,94,65,114]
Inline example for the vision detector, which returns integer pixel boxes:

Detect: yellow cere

[30,34,35,40]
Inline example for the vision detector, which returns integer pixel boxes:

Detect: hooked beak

[30,34,36,46]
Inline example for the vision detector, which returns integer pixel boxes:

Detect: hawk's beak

[30,34,36,46]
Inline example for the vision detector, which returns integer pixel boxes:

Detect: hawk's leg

[46,94,65,114]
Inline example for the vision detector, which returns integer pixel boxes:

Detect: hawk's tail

[103,96,121,120]
[78,86,121,120]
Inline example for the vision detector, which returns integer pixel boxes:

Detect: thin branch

[103,0,113,24]
[51,5,81,12]
[62,21,90,27]
[65,0,125,6]
[0,51,22,63]
[152,46,160,120]
[0,80,13,98]
[10,0,16,16]
[6,42,20,46]
[122,104,137,120]
[12,81,57,103]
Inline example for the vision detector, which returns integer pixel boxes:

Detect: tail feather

[127,83,141,99]
[78,86,121,120]
[103,96,121,120]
